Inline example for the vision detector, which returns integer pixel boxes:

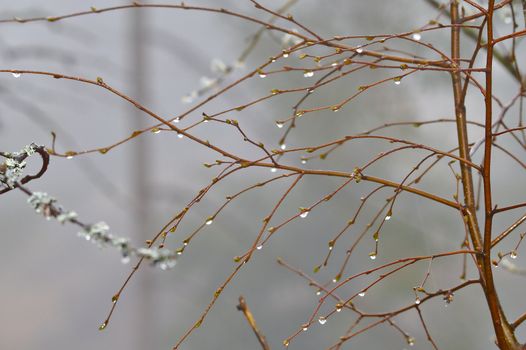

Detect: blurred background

[1,1,525,349]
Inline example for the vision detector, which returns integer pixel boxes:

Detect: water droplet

[121,256,130,264]
[504,15,512,24]
[177,133,184,139]
[205,217,214,225]
[510,251,518,259]
[256,244,263,250]
[415,297,421,305]
[316,290,322,296]
[412,32,422,41]
[271,168,277,173]
[151,127,161,134]
[336,303,343,312]
[318,316,327,325]
[369,252,377,260]
[385,210,392,221]
[283,339,290,347]
[295,111,304,117]
[302,324,309,331]
[276,121,284,128]
[358,291,366,297]
[303,71,314,78]
[300,210,309,218]
[331,106,340,112]
[393,77,402,85]
[259,73,267,78]
[112,295,119,303]
[12,72,21,78]
[99,321,107,331]
[331,62,339,67]
[407,336,415,346]
[356,47,363,54]
[280,143,287,150]
[301,159,307,164]
[174,117,181,123]
[443,291,454,305]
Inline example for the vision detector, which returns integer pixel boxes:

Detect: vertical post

[129,5,153,350]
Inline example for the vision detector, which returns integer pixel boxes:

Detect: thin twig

[237,296,271,350]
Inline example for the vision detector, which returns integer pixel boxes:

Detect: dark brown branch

[0,145,50,195]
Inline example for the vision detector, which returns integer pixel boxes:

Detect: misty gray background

[1,1,525,349]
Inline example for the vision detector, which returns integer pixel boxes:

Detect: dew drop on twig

[407,336,415,346]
